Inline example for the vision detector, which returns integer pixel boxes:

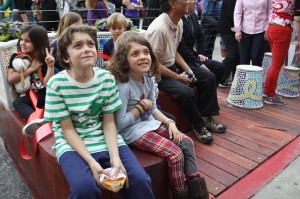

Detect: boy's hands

[89,160,111,188]
[110,156,129,189]
[45,48,55,68]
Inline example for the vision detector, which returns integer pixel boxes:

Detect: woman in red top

[264,0,295,105]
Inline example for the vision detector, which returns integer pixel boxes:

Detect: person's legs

[264,26,292,103]
[190,66,219,116]
[13,95,34,120]
[158,77,204,130]
[250,32,265,66]
[221,33,240,80]
[59,151,102,199]
[239,32,252,65]
[118,146,155,199]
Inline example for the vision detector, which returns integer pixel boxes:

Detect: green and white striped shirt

[44,67,126,160]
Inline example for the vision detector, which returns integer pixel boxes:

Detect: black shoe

[219,81,229,88]
[194,127,213,144]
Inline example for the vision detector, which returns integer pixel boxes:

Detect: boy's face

[109,25,126,41]
[64,32,97,69]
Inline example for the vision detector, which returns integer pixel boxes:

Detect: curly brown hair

[108,31,160,83]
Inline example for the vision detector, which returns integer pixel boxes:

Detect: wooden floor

[192,87,300,198]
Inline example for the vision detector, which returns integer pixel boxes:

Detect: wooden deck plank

[219,100,300,134]
[214,131,275,156]
[195,146,249,178]
[196,158,238,187]
[211,135,268,163]
[217,91,300,135]
[215,116,284,150]
[200,172,227,196]
[192,134,258,170]
[218,112,292,145]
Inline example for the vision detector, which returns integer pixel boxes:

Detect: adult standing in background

[201,0,222,59]
[142,0,162,29]
[122,0,143,27]
[12,0,35,25]
[264,0,295,105]
[232,0,272,66]
[86,0,109,25]
[295,0,300,53]
[218,0,239,84]
[34,0,60,31]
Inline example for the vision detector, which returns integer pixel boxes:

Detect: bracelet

[135,101,147,114]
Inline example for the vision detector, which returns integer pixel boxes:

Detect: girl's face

[19,32,34,55]
[65,32,97,69]
[127,42,152,76]
[109,25,126,41]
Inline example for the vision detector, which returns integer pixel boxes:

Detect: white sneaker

[22,118,48,136]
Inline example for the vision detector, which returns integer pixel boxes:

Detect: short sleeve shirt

[44,67,126,160]
[146,13,183,67]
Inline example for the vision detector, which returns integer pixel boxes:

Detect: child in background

[103,12,128,58]
[110,31,209,199]
[51,12,82,72]
[43,25,154,198]
[7,25,55,120]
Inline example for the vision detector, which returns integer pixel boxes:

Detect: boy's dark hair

[17,25,50,65]
[57,25,98,70]
[109,31,160,83]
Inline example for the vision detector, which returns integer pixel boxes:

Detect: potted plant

[0,21,25,42]
[94,17,136,32]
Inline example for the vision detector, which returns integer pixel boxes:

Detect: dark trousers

[202,25,218,59]
[59,146,154,199]
[221,33,240,80]
[158,65,219,131]
[187,59,225,86]
[13,95,34,120]
[239,31,265,66]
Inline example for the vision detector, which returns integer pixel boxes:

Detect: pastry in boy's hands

[99,167,126,192]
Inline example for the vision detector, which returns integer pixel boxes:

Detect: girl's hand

[168,123,182,145]
[29,59,42,72]
[88,160,111,188]
[45,48,55,68]
[235,32,242,42]
[110,156,129,189]
[141,99,153,110]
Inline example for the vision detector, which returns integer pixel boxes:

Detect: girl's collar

[16,51,35,60]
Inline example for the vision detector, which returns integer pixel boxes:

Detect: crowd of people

[2,0,300,199]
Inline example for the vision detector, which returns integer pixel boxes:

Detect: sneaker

[219,81,229,88]
[262,92,267,98]
[194,127,213,144]
[202,117,226,133]
[22,118,48,136]
[264,95,287,105]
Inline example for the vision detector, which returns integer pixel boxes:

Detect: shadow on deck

[196,87,300,198]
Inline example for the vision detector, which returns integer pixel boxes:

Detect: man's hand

[198,54,208,62]
[235,32,242,42]
[178,73,192,85]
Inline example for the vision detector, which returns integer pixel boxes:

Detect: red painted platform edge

[217,136,300,199]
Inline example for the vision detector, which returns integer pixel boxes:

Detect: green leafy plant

[94,18,136,32]
[0,21,25,42]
